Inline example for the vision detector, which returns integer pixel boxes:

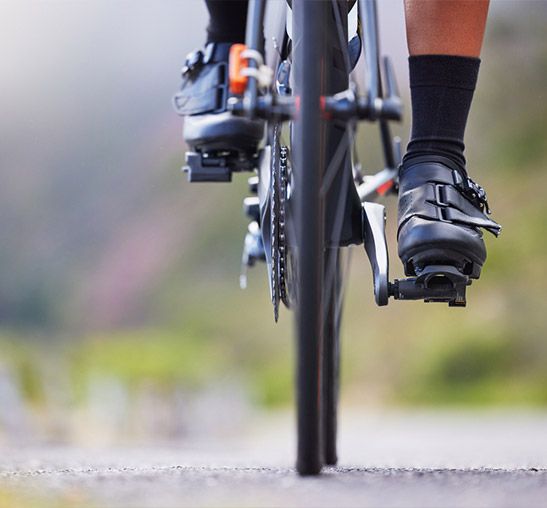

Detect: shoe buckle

[433,186,451,223]
[466,178,491,215]
[182,49,204,76]
[437,207,450,223]
[452,170,492,215]
[434,184,449,207]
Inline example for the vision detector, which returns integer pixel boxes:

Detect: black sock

[205,0,248,44]
[404,55,481,172]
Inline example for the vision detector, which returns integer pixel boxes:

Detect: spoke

[320,122,356,198]
[322,3,359,319]
[352,128,364,185]
[321,1,355,198]
[323,200,348,313]
[330,0,351,77]
[336,247,353,325]
[322,154,353,316]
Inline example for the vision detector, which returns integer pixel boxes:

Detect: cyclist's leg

[405,0,488,57]
[205,0,248,44]
[397,0,500,279]
[403,0,488,167]
[174,0,264,171]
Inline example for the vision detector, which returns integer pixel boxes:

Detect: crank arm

[362,202,389,306]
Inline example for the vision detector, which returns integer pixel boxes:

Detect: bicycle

[176,0,476,476]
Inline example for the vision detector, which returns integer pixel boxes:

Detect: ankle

[405,54,480,176]
[402,144,468,176]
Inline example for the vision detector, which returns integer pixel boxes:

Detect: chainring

[278,144,290,308]
[270,124,291,321]
[271,124,281,321]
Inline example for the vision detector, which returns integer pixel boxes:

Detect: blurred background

[0,0,546,447]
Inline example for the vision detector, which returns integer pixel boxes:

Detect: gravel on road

[1,409,547,508]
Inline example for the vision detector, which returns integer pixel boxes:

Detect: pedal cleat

[184,150,258,182]
[390,265,470,307]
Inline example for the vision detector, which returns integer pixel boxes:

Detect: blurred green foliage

[0,334,45,406]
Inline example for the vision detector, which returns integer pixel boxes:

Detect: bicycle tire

[291,0,353,475]
[291,0,328,476]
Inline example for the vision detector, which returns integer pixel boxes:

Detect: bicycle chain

[278,145,289,307]
[271,124,290,321]
[271,124,281,321]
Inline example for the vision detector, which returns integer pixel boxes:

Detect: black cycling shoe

[174,43,265,182]
[397,155,501,279]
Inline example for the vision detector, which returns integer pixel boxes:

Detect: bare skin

[404,0,490,57]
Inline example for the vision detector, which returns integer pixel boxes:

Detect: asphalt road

[2,410,547,508]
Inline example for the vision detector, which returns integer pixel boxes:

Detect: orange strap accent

[229,44,248,95]
[377,180,394,196]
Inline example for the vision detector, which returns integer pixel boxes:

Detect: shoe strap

[174,60,228,116]
[398,161,502,237]
[173,43,232,116]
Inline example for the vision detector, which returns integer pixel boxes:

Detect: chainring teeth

[271,124,280,320]
[278,145,289,306]
[271,124,291,318]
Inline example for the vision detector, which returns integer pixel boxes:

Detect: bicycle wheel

[322,247,341,466]
[291,0,358,475]
[291,0,327,475]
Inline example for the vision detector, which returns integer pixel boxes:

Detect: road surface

[1,410,547,507]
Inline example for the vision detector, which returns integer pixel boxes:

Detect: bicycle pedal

[389,265,470,307]
[184,150,258,183]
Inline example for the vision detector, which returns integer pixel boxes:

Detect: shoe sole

[402,246,483,280]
